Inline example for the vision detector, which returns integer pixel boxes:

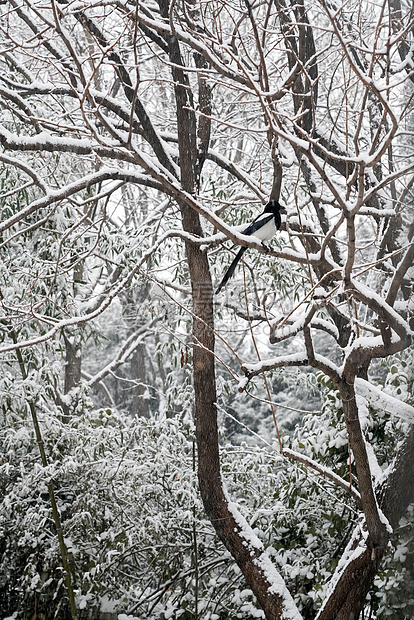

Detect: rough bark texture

[318,547,384,620]
[159,1,295,615]
[318,424,414,620]
[59,331,82,421]
[187,234,289,620]
[380,425,414,529]
[339,380,388,549]
[63,333,82,395]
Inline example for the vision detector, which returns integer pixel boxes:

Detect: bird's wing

[242,213,274,236]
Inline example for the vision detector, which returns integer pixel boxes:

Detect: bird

[215,200,286,294]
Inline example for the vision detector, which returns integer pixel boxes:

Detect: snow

[351,278,412,336]
[243,352,308,374]
[378,506,393,534]
[100,595,122,612]
[312,319,339,340]
[76,592,95,610]
[283,447,361,502]
[393,545,409,563]
[355,393,383,483]
[314,353,340,375]
[0,126,93,151]
[272,316,307,341]
[273,316,337,343]
[315,521,368,620]
[227,501,264,551]
[254,554,304,620]
[355,378,414,424]
[225,497,303,620]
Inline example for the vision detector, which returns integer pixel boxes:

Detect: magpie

[215,200,286,295]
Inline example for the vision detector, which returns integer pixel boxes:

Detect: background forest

[0,0,413,619]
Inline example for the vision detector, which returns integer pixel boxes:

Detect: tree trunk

[156,1,298,613]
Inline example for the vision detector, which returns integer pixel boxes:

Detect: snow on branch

[224,491,303,620]
[242,352,310,379]
[86,324,155,388]
[355,378,414,425]
[0,152,48,193]
[270,306,340,345]
[349,277,413,342]
[283,447,361,503]
[315,520,370,620]
[0,167,161,235]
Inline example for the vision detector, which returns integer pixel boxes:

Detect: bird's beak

[280,206,288,214]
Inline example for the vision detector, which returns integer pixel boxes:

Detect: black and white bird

[215,200,286,294]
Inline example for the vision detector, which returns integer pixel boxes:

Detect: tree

[0,0,413,619]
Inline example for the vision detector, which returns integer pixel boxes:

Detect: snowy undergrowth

[1,351,413,620]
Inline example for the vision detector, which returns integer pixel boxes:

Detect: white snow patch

[355,393,383,483]
[227,501,264,551]
[316,520,368,619]
[254,554,304,620]
[100,595,120,612]
[355,378,414,424]
[244,352,308,374]
[225,493,302,619]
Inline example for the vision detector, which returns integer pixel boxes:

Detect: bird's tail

[215,247,247,294]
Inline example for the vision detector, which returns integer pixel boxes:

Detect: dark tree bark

[157,1,299,616]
